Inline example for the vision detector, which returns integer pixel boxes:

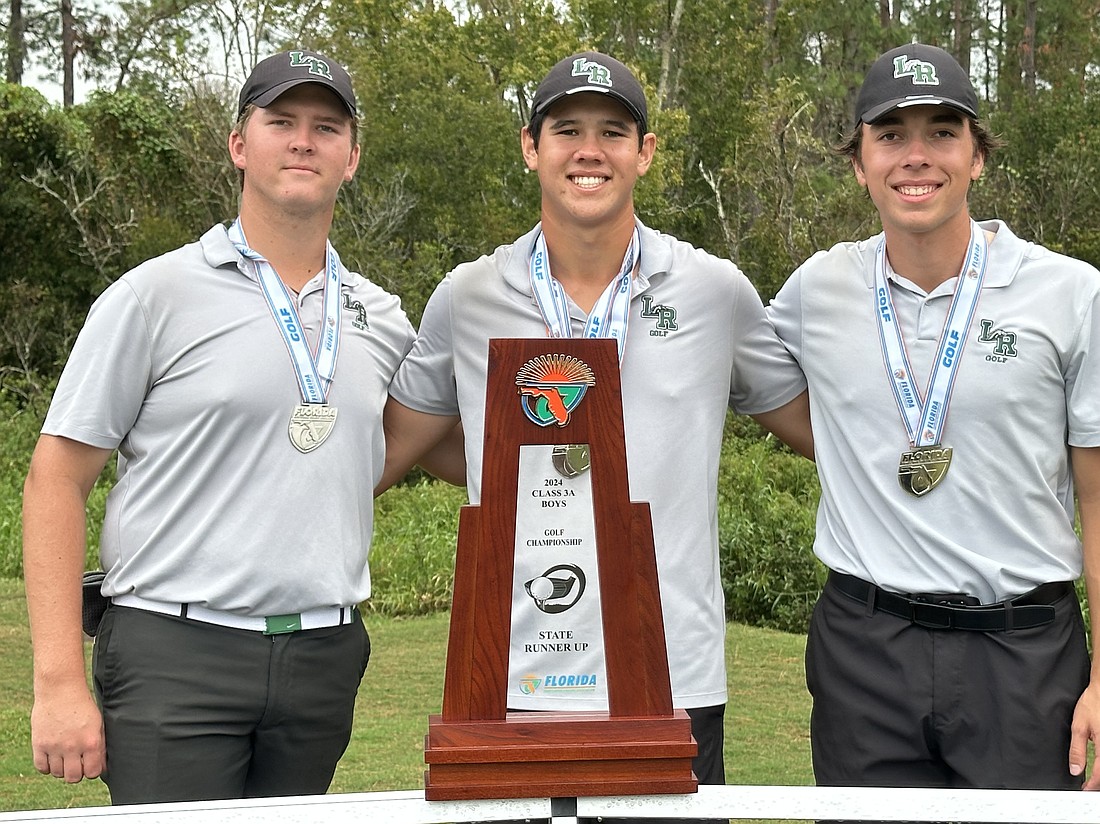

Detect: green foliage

[1,396,462,595]
[718,427,824,634]
[9,0,1100,346]
[0,281,79,402]
[2,396,1093,642]
[0,389,827,633]
[78,90,184,181]
[360,425,827,631]
[0,84,68,172]
[979,83,1100,268]
[0,84,222,382]
[767,0,895,142]
[0,84,87,335]
[327,0,552,320]
[0,391,109,578]
[0,398,44,578]
[365,480,467,615]
[71,90,199,275]
[5,0,1100,635]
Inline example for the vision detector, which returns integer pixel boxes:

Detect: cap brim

[534,88,647,132]
[861,95,978,124]
[245,78,356,117]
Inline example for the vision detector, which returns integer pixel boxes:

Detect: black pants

[807,574,1088,789]
[93,604,370,804]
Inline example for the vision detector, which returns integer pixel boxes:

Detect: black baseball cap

[238,50,356,119]
[530,51,648,134]
[855,43,979,127]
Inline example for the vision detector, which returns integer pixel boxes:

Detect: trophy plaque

[424,338,697,801]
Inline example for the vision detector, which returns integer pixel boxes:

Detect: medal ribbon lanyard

[529,228,639,363]
[875,221,988,448]
[228,219,342,404]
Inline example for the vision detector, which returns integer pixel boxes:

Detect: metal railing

[2,784,1099,823]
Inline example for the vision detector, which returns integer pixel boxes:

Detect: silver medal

[289,404,338,453]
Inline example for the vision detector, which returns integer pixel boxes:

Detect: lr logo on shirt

[641,295,678,337]
[977,319,1018,362]
[342,293,369,330]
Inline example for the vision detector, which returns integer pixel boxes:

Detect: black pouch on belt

[82,570,108,638]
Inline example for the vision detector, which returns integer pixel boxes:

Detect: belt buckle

[911,592,980,607]
[909,600,952,629]
[264,613,303,635]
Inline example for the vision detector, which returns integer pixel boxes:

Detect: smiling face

[520,93,655,235]
[228,83,360,220]
[852,104,984,244]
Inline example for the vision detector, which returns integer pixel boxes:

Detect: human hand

[1070,679,1100,789]
[31,680,105,783]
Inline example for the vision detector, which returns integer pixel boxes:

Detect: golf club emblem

[524,564,587,614]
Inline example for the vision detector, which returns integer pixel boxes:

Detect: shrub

[0,395,45,578]
[367,480,465,615]
[0,390,111,578]
[718,429,824,634]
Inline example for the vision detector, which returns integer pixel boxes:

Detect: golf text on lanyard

[228,219,342,453]
[529,228,639,363]
[875,220,988,496]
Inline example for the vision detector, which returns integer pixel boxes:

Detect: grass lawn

[0,578,812,813]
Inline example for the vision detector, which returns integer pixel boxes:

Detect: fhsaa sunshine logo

[518,673,599,695]
[515,354,596,427]
[519,675,542,695]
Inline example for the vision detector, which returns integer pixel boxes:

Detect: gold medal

[898,446,952,496]
[875,226,987,501]
[289,403,337,453]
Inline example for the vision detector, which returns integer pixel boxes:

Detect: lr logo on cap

[572,58,612,87]
[893,55,938,85]
[289,51,333,80]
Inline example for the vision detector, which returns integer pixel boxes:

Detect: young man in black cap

[380,50,812,800]
[23,50,414,802]
[768,43,1100,789]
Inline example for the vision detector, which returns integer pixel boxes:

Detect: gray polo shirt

[44,224,415,615]
[769,220,1100,602]
[391,219,806,710]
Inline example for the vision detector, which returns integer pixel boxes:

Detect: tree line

[2,0,1099,404]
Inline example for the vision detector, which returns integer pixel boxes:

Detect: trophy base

[424,709,698,801]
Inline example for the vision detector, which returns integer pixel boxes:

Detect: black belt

[829,571,1071,631]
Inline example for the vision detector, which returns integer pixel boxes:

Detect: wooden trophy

[424,338,698,801]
